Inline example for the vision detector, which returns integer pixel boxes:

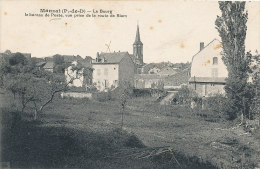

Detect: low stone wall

[61,92,92,99]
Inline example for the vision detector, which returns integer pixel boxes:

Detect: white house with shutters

[189,39,228,97]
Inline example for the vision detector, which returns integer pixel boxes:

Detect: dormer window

[213,57,218,65]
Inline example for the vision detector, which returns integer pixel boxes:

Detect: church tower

[133,24,143,66]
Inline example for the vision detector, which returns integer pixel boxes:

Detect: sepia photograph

[0,0,260,168]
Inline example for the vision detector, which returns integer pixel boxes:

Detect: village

[0,25,225,102]
[0,1,260,169]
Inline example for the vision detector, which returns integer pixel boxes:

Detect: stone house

[92,52,135,91]
[189,39,228,97]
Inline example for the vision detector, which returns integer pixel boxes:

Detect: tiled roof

[43,61,54,69]
[188,77,226,83]
[93,52,130,64]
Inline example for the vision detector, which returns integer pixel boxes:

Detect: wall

[61,92,92,99]
[92,64,119,91]
[191,39,228,78]
[189,82,225,97]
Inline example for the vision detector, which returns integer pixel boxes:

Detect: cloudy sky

[0,0,259,63]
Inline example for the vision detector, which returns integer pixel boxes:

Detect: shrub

[92,91,114,102]
[205,94,227,112]
[171,86,198,105]
[68,86,86,92]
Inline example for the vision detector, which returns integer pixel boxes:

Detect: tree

[9,52,27,66]
[118,81,133,129]
[53,54,66,74]
[250,52,260,120]
[0,54,75,120]
[215,2,252,120]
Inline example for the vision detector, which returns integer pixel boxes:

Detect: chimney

[200,42,204,51]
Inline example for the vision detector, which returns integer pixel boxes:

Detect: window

[213,57,218,65]
[211,68,218,77]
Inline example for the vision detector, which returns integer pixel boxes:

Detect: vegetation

[250,52,260,120]
[171,86,198,105]
[0,53,73,120]
[215,2,253,121]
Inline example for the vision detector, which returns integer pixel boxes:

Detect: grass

[1,94,260,169]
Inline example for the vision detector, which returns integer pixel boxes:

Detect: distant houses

[188,39,228,97]
[92,52,135,91]
[134,74,164,89]
[4,28,234,96]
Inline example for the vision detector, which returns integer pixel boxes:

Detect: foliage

[215,2,252,120]
[249,53,260,119]
[0,53,70,120]
[9,52,27,66]
[171,86,198,105]
[53,54,67,74]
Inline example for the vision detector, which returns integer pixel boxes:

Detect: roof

[188,77,226,83]
[36,61,46,67]
[134,74,167,80]
[43,61,54,69]
[93,52,131,64]
[129,54,135,62]
[164,68,190,86]
[191,39,221,64]
[157,66,178,75]
[133,25,143,45]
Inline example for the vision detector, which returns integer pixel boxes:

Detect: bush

[205,94,227,112]
[171,86,198,105]
[195,94,229,121]
[92,91,114,102]
[68,86,86,92]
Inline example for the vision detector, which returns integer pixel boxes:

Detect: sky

[0,0,259,63]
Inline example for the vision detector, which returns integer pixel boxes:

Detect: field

[1,94,260,169]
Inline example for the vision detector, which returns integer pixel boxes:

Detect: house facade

[92,52,135,91]
[65,59,93,88]
[65,61,84,87]
[189,39,228,97]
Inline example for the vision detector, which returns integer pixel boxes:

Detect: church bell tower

[133,24,143,66]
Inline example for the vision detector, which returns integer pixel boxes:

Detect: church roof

[133,25,143,45]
